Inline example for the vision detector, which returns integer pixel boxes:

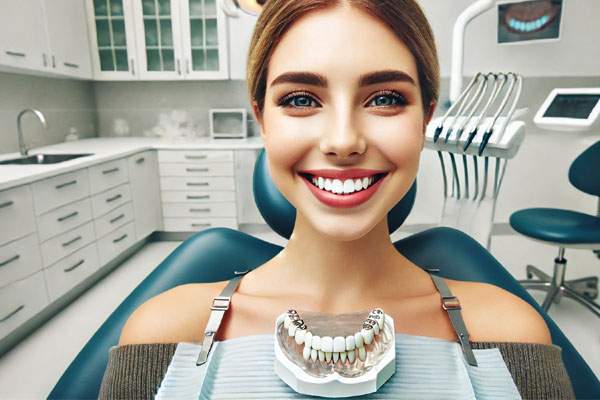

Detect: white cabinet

[0,0,92,79]
[42,0,93,79]
[86,0,228,80]
[128,150,163,239]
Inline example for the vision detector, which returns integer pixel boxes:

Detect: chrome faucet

[17,109,48,156]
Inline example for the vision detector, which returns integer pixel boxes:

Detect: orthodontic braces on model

[283,309,386,365]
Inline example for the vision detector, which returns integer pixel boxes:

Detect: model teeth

[310,175,377,194]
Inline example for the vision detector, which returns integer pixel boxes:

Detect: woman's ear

[421,101,437,149]
[252,102,266,139]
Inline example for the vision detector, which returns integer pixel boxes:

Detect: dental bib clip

[274,309,396,398]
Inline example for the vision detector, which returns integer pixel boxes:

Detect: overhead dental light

[218,0,265,18]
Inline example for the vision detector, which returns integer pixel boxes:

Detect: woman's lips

[298,169,388,208]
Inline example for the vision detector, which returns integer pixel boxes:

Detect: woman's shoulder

[118,281,228,346]
[445,279,552,345]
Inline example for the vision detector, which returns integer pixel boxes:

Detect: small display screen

[498,0,562,44]
[543,94,600,119]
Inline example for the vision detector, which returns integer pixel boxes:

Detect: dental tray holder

[425,116,525,159]
[274,312,396,398]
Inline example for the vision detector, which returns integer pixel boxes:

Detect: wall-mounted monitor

[534,88,600,131]
[497,0,563,45]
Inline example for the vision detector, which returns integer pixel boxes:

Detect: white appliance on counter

[210,108,248,139]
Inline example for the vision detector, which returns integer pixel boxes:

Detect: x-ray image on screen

[498,0,562,44]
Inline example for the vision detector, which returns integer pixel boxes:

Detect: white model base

[274,314,396,398]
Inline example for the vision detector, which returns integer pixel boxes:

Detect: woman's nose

[319,109,366,160]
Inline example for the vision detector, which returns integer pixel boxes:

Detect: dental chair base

[519,248,600,318]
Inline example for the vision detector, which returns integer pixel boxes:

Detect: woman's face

[256,5,430,241]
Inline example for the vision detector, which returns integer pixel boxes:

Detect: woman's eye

[367,91,408,108]
[278,93,319,108]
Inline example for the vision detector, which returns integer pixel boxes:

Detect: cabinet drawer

[0,233,43,288]
[45,243,100,302]
[94,202,134,239]
[163,217,238,232]
[160,177,235,191]
[160,190,236,203]
[37,198,93,243]
[158,162,234,177]
[158,150,233,163]
[32,169,90,215]
[0,185,36,246]
[88,158,128,195]
[91,183,131,218]
[97,222,136,266]
[40,221,95,267]
[0,271,49,341]
[162,202,237,218]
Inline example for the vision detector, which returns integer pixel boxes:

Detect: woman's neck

[246,212,426,313]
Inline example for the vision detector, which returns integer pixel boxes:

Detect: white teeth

[342,179,355,194]
[358,346,366,361]
[347,349,356,363]
[311,335,321,351]
[295,329,306,345]
[318,350,325,362]
[310,174,380,195]
[354,179,363,191]
[354,331,364,348]
[303,345,311,360]
[331,179,343,194]
[320,336,333,353]
[325,351,332,363]
[361,327,374,345]
[333,336,346,353]
[333,352,339,363]
[311,348,318,362]
[288,323,298,337]
[340,351,347,363]
[345,335,356,350]
[304,331,313,348]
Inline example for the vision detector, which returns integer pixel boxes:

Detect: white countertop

[0,136,264,191]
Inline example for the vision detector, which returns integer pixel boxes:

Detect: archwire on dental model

[283,309,386,365]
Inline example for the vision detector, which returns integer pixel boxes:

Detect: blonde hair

[246,0,439,120]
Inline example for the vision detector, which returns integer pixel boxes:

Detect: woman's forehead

[266,5,419,88]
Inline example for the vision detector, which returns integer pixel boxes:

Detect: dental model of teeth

[283,309,385,364]
[311,176,375,195]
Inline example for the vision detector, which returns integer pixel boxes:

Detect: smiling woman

[99,1,574,398]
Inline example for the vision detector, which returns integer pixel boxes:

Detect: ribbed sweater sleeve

[471,341,575,399]
[98,343,177,400]
[98,341,574,399]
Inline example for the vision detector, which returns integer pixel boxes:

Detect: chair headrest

[253,149,416,239]
[569,140,600,197]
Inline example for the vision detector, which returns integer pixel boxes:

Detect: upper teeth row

[311,176,374,194]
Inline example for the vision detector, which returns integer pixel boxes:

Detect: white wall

[420,0,600,77]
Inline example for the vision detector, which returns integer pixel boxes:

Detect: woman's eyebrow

[269,69,415,88]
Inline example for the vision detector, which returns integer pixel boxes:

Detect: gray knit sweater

[99,340,574,399]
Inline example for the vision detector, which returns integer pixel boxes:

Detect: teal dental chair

[49,149,600,399]
[510,140,600,317]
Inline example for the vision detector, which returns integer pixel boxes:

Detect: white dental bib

[274,310,396,398]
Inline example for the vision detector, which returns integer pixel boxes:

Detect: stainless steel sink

[0,153,93,165]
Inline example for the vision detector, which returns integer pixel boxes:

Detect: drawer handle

[184,154,207,160]
[186,168,209,172]
[191,223,211,228]
[106,194,122,203]
[57,211,79,222]
[64,259,85,272]
[186,182,209,187]
[0,200,14,209]
[0,254,20,268]
[0,305,25,323]
[55,180,77,189]
[6,51,26,57]
[110,213,125,224]
[187,195,210,200]
[62,235,82,247]
[112,233,128,243]
[190,208,211,212]
[102,167,120,175]
[64,62,79,69]
[135,157,145,164]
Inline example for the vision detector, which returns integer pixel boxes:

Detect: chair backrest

[49,150,600,400]
[569,140,600,197]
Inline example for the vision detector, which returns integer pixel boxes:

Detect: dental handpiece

[464,73,506,151]
[444,74,485,143]
[448,74,489,144]
[493,73,523,145]
[434,73,482,142]
[479,72,518,156]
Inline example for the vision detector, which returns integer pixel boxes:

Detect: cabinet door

[0,0,48,72]
[179,0,229,79]
[132,0,184,79]
[128,151,163,238]
[86,0,139,80]
[42,0,93,79]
